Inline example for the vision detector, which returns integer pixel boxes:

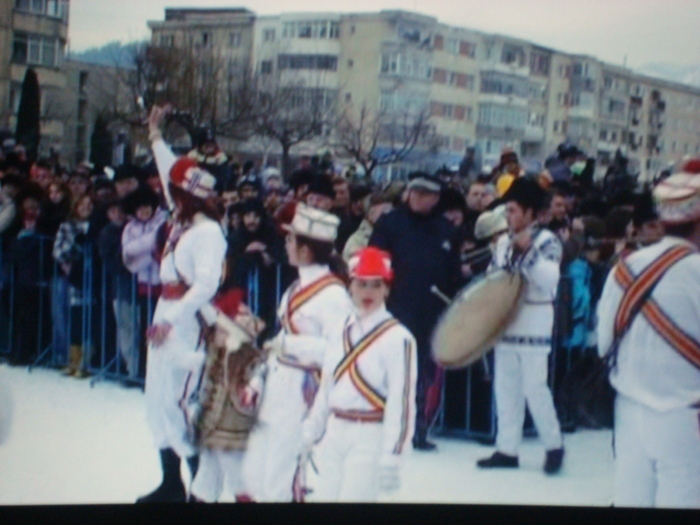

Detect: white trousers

[242,419,302,502]
[614,395,700,508]
[190,449,245,502]
[312,417,383,502]
[494,347,562,455]
[145,347,202,459]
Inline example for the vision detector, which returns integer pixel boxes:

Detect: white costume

[491,228,563,456]
[597,237,700,508]
[242,265,353,502]
[302,305,417,502]
[146,139,227,460]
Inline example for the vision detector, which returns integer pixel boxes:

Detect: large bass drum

[431,269,526,369]
[193,310,266,450]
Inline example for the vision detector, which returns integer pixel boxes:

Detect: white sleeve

[380,331,417,468]
[520,234,562,299]
[282,287,353,369]
[160,224,226,326]
[301,349,336,447]
[151,138,177,211]
[596,268,620,358]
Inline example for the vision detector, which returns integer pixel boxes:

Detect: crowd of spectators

[0,131,670,427]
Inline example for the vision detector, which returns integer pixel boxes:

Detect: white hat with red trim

[653,159,700,225]
[348,247,394,283]
[169,157,217,199]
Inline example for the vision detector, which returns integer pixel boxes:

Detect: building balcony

[524,125,545,141]
[567,106,596,119]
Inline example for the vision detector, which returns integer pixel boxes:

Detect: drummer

[301,247,417,501]
[476,177,565,474]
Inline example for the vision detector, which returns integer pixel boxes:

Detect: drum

[194,310,266,450]
[431,269,526,369]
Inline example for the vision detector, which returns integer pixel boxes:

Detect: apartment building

[1,0,69,155]
[148,7,700,183]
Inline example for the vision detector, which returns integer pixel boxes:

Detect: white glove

[379,463,400,493]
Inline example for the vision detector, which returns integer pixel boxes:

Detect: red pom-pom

[214,288,246,320]
[682,159,700,174]
[169,157,198,186]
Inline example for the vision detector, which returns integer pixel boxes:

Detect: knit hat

[348,247,394,283]
[406,172,442,193]
[653,159,700,225]
[169,157,216,199]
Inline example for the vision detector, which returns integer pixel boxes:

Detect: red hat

[169,157,216,199]
[348,247,394,283]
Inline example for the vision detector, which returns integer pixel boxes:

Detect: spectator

[462,206,508,282]
[229,198,284,341]
[121,185,168,380]
[53,194,96,378]
[98,198,138,383]
[238,173,262,201]
[603,206,635,266]
[188,128,231,194]
[331,176,351,218]
[305,174,335,212]
[336,184,371,254]
[369,171,462,451]
[631,190,664,247]
[113,165,141,200]
[0,174,21,237]
[39,180,71,237]
[29,160,53,192]
[68,171,91,203]
[342,192,393,263]
[7,196,52,365]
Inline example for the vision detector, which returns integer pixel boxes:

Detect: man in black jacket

[369,172,462,450]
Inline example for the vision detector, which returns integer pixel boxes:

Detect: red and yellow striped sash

[334,318,399,410]
[281,274,345,335]
[614,247,700,369]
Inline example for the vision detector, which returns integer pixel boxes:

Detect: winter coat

[53,219,93,291]
[38,199,70,237]
[121,207,168,288]
[98,222,135,302]
[369,206,462,346]
[8,228,54,288]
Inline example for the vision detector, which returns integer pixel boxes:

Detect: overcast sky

[69,0,700,68]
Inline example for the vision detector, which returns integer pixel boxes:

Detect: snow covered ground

[0,363,614,506]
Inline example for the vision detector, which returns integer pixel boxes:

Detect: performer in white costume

[477,177,564,474]
[241,203,353,502]
[301,247,417,502]
[136,105,227,503]
[597,159,700,508]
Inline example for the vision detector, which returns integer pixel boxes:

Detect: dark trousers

[413,335,439,444]
[11,287,50,365]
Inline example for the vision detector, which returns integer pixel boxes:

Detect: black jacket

[98,222,135,302]
[369,206,461,344]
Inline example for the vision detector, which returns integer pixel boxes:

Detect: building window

[229,32,241,48]
[159,34,174,47]
[433,68,447,84]
[460,40,476,58]
[443,104,454,118]
[260,60,272,74]
[12,32,61,67]
[201,32,211,47]
[434,34,444,50]
[263,28,275,42]
[79,71,88,94]
[553,121,559,133]
[599,130,607,141]
[330,22,340,38]
[278,54,338,71]
[445,38,459,55]
[345,93,351,102]
[15,0,69,20]
[501,44,525,66]
[530,52,550,76]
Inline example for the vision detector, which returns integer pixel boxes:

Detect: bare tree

[334,100,439,180]
[254,72,339,178]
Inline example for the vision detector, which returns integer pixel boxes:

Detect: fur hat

[283,202,339,243]
[307,174,336,199]
[501,176,549,213]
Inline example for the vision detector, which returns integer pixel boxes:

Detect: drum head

[431,270,525,369]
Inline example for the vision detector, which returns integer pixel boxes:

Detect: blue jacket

[369,206,461,345]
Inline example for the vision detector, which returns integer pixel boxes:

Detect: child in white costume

[302,247,417,502]
[241,203,353,502]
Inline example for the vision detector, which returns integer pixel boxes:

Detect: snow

[0,363,614,505]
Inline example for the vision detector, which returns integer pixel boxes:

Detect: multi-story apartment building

[1,0,69,155]
[148,7,700,183]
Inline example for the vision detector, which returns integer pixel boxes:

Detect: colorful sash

[613,245,700,370]
[334,318,399,411]
[276,274,344,408]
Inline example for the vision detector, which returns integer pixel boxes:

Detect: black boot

[477,452,519,469]
[136,448,186,503]
[544,447,565,474]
